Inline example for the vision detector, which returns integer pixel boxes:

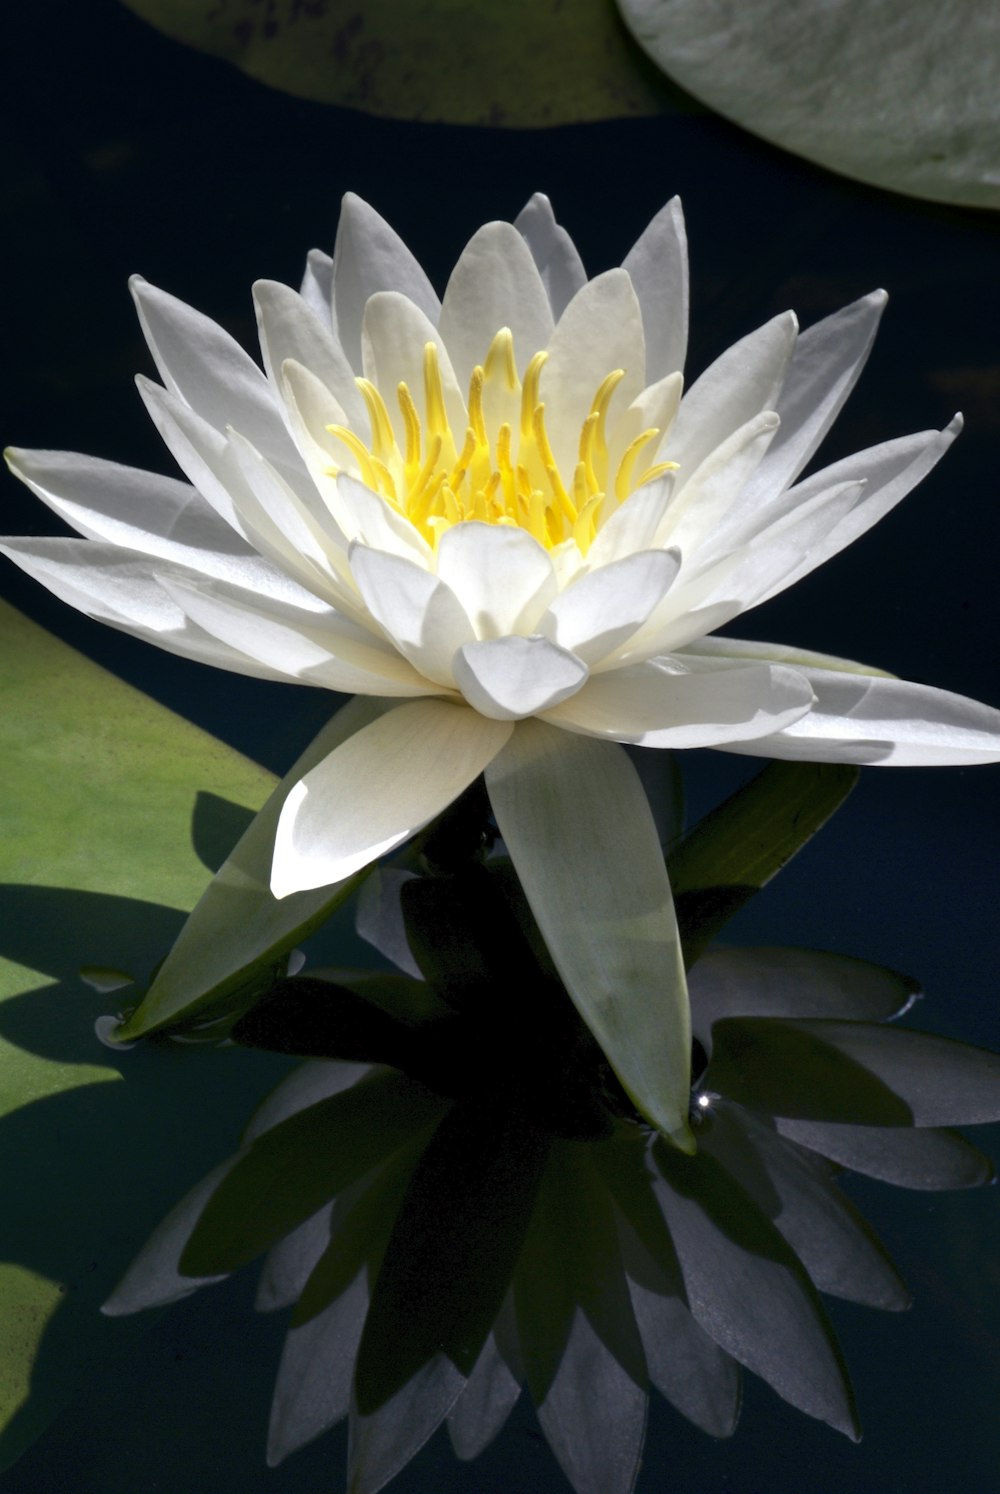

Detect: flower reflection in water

[104,871,1000,1494]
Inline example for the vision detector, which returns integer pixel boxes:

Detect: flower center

[325,329,676,553]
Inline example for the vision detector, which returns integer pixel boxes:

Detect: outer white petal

[160,573,442,695]
[485,720,692,1146]
[271,699,513,896]
[513,192,587,318]
[657,409,780,554]
[298,247,333,325]
[361,292,467,453]
[543,270,646,477]
[740,290,888,503]
[435,521,556,638]
[542,657,814,746]
[331,193,441,374]
[4,447,253,571]
[349,544,475,686]
[686,638,1000,764]
[438,222,555,386]
[621,195,689,381]
[129,276,300,472]
[540,548,681,665]
[582,474,676,571]
[668,310,797,481]
[0,537,300,681]
[253,278,366,432]
[137,375,255,539]
[452,635,588,719]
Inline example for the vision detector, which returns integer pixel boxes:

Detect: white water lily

[5,193,1000,1139]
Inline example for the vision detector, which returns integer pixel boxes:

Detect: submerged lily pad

[118,0,691,125]
[617,0,1000,208]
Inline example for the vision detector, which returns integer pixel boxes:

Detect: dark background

[2,3,999,1490]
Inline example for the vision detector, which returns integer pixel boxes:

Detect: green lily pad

[0,600,291,1469]
[118,0,693,126]
[617,0,1000,209]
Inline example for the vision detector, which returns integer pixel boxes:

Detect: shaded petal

[347,1356,465,1494]
[652,1139,860,1438]
[256,1204,335,1312]
[514,192,587,318]
[335,473,433,567]
[657,410,780,555]
[543,270,646,477]
[298,246,333,324]
[668,311,797,481]
[539,549,681,665]
[688,946,918,1051]
[247,1059,376,1140]
[102,1160,233,1315]
[543,659,814,748]
[130,275,300,471]
[438,221,555,386]
[447,1319,523,1461]
[776,1120,995,1191]
[267,1267,367,1465]
[355,868,423,978]
[453,636,588,719]
[704,1104,910,1311]
[435,520,557,638]
[485,721,692,1146]
[272,700,513,895]
[349,544,474,686]
[254,278,366,431]
[332,193,440,374]
[621,196,689,381]
[740,290,888,502]
[583,475,676,572]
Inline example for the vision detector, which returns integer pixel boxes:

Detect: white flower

[5,193,1000,1141]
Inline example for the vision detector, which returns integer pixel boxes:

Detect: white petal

[452,635,588,719]
[438,221,555,386]
[621,196,689,381]
[335,473,433,566]
[361,292,467,452]
[543,270,646,477]
[331,193,441,374]
[276,357,354,487]
[160,573,441,695]
[253,278,366,431]
[271,700,513,895]
[513,192,587,318]
[298,247,333,324]
[435,521,556,638]
[668,310,797,480]
[540,548,681,664]
[129,276,300,471]
[349,543,474,686]
[698,653,1000,766]
[137,375,255,539]
[485,721,692,1145]
[740,290,888,502]
[657,409,780,554]
[4,446,253,571]
[604,369,684,486]
[543,657,815,747]
[583,474,676,571]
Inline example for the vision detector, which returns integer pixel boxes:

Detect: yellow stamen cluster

[326,329,677,553]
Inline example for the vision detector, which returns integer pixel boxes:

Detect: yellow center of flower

[325,329,676,553]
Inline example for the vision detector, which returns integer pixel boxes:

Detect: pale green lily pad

[117,0,692,125]
[617,0,1000,209]
[0,601,292,1469]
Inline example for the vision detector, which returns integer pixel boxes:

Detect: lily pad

[617,0,1000,209]
[0,601,289,1468]
[118,0,692,126]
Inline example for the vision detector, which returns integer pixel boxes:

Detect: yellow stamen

[468,366,488,445]
[423,342,448,439]
[520,351,548,440]
[484,328,518,391]
[356,378,396,463]
[397,382,422,470]
[326,424,380,489]
[615,428,662,501]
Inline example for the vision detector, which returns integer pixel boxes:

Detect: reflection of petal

[447,1300,524,1461]
[775,1120,996,1190]
[267,1267,368,1466]
[348,1355,466,1494]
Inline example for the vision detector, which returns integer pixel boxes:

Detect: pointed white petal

[435,521,556,638]
[669,310,797,480]
[540,548,681,664]
[334,473,432,565]
[254,278,366,430]
[349,543,474,685]
[543,270,646,477]
[129,275,300,471]
[361,292,466,452]
[299,247,333,324]
[514,192,587,318]
[331,193,441,374]
[621,195,689,381]
[453,635,588,719]
[438,221,555,386]
[137,375,255,538]
[160,573,441,695]
[485,721,692,1146]
[543,658,814,747]
[741,290,888,502]
[583,474,676,571]
[658,409,780,554]
[271,700,512,895]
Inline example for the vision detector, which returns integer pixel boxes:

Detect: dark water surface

[2,3,999,1490]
